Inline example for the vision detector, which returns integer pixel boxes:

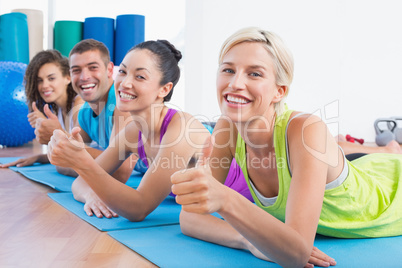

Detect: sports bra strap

[137,109,177,168]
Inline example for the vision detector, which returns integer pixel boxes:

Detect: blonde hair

[218,27,294,116]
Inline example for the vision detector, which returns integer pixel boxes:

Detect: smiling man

[63,39,141,217]
[69,39,124,151]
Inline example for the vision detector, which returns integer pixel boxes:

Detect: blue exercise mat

[19,168,75,192]
[17,166,142,192]
[9,163,54,172]
[0,156,52,169]
[0,157,49,171]
[48,192,181,231]
[1,157,143,191]
[313,234,402,267]
[108,224,402,267]
[108,224,273,267]
[0,156,25,164]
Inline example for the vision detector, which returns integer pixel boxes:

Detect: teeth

[43,91,52,96]
[120,92,136,100]
[81,84,96,91]
[226,95,249,104]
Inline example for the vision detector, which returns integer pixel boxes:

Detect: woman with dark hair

[25,49,82,129]
[47,40,210,222]
[1,50,84,168]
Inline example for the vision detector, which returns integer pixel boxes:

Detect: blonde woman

[171,27,402,267]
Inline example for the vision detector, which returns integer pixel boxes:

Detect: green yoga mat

[54,20,83,57]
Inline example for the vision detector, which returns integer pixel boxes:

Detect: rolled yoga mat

[114,14,145,65]
[83,17,114,62]
[0,12,29,64]
[54,20,83,57]
[12,9,43,60]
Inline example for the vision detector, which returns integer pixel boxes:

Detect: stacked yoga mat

[11,9,43,61]
[0,12,30,64]
[0,9,45,63]
[1,156,401,267]
[0,11,144,146]
[53,20,83,58]
[54,14,145,64]
[0,10,144,64]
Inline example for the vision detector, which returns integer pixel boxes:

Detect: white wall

[185,0,402,142]
[2,1,402,142]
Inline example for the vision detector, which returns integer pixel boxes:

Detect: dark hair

[25,49,76,114]
[130,40,182,102]
[69,39,110,67]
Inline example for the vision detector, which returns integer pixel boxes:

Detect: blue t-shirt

[77,85,145,173]
[78,85,116,150]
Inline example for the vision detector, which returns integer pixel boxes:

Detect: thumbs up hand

[27,102,46,128]
[48,127,87,169]
[35,104,64,144]
[171,136,226,214]
[195,136,214,168]
[43,103,59,120]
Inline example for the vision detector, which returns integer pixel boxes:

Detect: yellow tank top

[235,109,402,238]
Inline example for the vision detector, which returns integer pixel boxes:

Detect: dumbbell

[374,118,397,146]
[345,134,364,144]
[390,117,402,144]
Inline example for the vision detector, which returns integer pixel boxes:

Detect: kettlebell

[374,118,397,146]
[391,117,402,144]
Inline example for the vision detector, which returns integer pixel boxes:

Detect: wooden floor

[0,141,156,268]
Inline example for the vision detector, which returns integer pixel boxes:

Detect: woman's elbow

[71,179,84,202]
[125,204,152,222]
[125,210,147,222]
[291,252,310,268]
[56,165,78,177]
[279,244,311,268]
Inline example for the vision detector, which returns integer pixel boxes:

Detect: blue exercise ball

[0,61,35,147]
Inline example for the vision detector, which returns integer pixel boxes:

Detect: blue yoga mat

[19,168,75,192]
[9,163,54,172]
[0,157,25,164]
[114,14,145,65]
[0,12,29,64]
[83,17,115,62]
[312,234,402,267]
[1,157,142,191]
[108,224,402,267]
[48,192,180,231]
[0,157,49,171]
[18,166,142,192]
[108,224,272,267]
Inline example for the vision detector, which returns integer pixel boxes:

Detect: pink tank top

[137,108,252,201]
[137,109,176,168]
